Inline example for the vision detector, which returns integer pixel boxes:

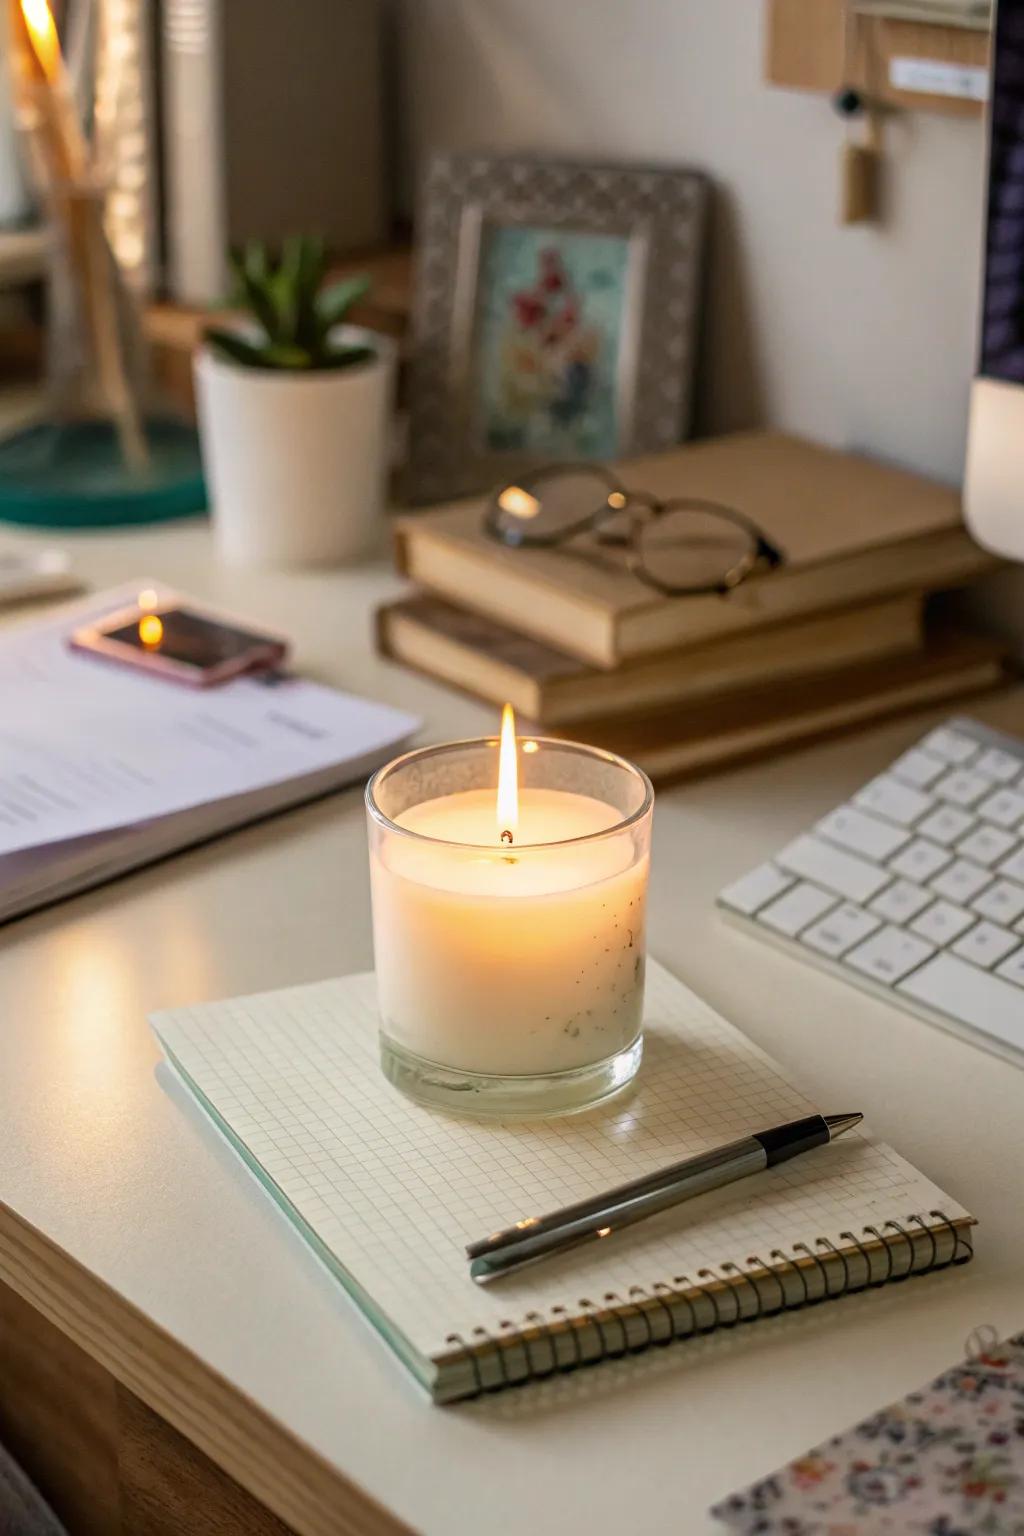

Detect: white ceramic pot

[194,325,396,569]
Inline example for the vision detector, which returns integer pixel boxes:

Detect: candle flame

[138,613,163,648]
[19,0,62,83]
[497,702,518,842]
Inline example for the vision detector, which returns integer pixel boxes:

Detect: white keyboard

[718,717,1024,1063]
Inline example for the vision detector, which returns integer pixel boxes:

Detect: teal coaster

[0,417,207,528]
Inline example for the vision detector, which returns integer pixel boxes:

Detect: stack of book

[380,432,1006,781]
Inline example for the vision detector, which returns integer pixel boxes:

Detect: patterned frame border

[404,151,709,505]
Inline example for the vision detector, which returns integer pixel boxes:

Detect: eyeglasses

[483,463,784,597]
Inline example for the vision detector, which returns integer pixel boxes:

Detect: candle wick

[501,829,514,846]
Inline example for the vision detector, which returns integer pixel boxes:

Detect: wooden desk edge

[0,1201,413,1536]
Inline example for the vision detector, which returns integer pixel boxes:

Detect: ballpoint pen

[467,1112,863,1283]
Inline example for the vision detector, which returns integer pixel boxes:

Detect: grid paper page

[151,961,970,1364]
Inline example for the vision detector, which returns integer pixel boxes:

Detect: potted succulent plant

[194,236,395,568]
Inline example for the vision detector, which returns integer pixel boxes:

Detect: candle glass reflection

[366,735,653,1117]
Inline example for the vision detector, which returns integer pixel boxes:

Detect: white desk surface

[3,517,1024,1536]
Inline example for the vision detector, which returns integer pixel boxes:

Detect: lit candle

[366,709,653,1115]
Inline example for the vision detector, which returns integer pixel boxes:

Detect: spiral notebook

[150,961,976,1404]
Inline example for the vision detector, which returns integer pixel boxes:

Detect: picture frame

[404,151,709,505]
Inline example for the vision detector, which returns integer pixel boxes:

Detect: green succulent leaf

[237,289,278,347]
[225,245,250,308]
[261,343,315,369]
[295,236,329,352]
[303,234,328,288]
[242,240,270,287]
[316,275,371,332]
[263,268,294,344]
[204,327,279,369]
[317,344,376,370]
[215,236,372,369]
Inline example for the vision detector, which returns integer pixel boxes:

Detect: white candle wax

[370,787,648,1076]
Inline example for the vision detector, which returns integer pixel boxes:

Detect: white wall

[398,0,987,487]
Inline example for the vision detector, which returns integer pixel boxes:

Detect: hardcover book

[394,432,996,669]
[577,632,1006,783]
[376,591,925,726]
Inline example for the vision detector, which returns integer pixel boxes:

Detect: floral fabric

[712,1332,1024,1535]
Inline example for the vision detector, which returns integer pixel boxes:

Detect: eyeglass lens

[491,468,620,541]
[636,505,756,590]
[491,470,761,591]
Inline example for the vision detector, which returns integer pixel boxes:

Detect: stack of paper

[0,584,419,923]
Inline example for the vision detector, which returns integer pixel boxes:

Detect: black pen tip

[824,1112,863,1138]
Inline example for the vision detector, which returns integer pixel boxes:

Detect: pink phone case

[69,602,289,687]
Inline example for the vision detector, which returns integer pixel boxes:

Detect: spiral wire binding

[445,1210,973,1398]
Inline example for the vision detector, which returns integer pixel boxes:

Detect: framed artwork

[405,152,708,505]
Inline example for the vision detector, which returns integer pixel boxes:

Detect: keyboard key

[891,749,946,788]
[997,847,1024,885]
[921,727,978,764]
[759,882,837,937]
[934,768,992,807]
[870,879,932,924]
[800,903,881,959]
[719,721,1024,1060]
[910,900,975,945]
[719,862,793,916]
[930,858,992,905]
[952,921,1020,969]
[956,825,1017,867]
[972,878,1024,926]
[918,805,974,846]
[816,805,908,861]
[978,787,1024,828]
[977,746,1023,783]
[899,953,1024,1046]
[776,834,891,904]
[995,950,1024,988]
[846,926,935,985]
[854,774,931,827]
[887,838,951,883]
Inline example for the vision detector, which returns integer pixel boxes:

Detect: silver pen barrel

[469,1137,767,1283]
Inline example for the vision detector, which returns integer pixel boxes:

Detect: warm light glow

[497,703,518,841]
[607,491,627,510]
[596,1227,612,1238]
[19,0,62,82]
[137,587,158,610]
[522,739,539,755]
[498,485,540,520]
[138,613,163,648]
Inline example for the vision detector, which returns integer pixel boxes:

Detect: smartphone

[69,598,290,687]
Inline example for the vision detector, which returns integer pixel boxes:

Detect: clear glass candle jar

[365,735,653,1117]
